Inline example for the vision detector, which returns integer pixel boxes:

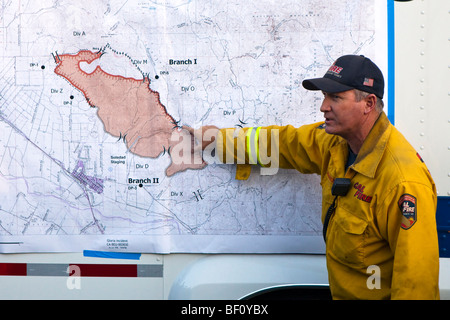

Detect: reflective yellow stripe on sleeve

[246,127,262,165]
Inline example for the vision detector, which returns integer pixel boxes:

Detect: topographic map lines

[0,0,386,253]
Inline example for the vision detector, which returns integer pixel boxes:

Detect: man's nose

[320,98,331,113]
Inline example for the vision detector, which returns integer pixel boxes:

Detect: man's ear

[364,94,377,114]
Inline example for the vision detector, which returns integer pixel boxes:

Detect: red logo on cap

[327,65,343,75]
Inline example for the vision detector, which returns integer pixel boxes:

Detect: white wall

[394,0,450,196]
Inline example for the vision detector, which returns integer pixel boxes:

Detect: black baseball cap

[302,55,384,99]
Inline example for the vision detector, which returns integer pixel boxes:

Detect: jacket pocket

[328,207,368,268]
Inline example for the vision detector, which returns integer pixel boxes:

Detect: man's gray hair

[354,89,384,112]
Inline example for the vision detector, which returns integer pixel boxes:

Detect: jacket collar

[350,112,391,178]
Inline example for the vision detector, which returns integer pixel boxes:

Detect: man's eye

[322,92,340,100]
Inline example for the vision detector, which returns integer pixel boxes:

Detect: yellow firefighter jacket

[216,112,440,299]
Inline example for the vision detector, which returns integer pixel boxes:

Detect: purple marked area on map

[71,160,104,194]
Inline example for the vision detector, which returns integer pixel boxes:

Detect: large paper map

[0,0,388,253]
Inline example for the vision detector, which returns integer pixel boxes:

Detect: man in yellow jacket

[185,55,440,299]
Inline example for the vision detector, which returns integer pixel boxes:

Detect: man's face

[320,90,366,139]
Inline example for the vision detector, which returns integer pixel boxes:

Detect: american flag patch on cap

[363,78,374,87]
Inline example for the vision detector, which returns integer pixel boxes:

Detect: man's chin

[324,125,336,135]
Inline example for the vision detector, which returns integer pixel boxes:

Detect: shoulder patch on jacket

[398,194,417,230]
[317,123,326,129]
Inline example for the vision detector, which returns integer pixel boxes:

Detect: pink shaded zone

[54,50,205,176]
